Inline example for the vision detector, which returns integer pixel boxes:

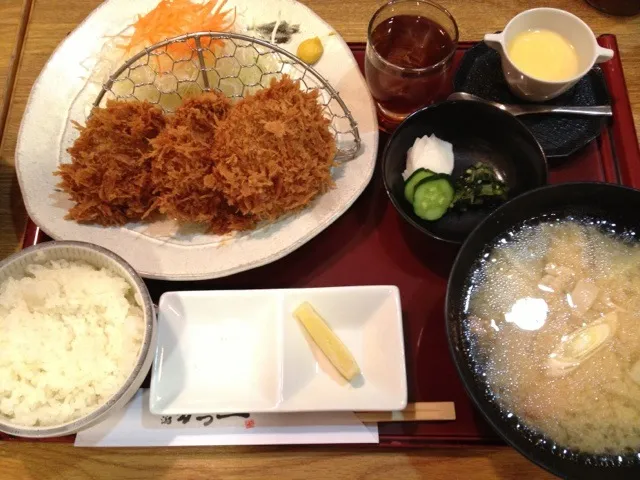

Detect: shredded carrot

[121,0,236,61]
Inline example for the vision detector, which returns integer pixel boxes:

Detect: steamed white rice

[0,259,144,427]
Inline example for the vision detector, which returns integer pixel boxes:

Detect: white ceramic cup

[484,8,614,102]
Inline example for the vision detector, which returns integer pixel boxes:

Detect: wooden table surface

[0,0,638,478]
[0,1,24,114]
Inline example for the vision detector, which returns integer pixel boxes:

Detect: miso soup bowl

[446,182,640,479]
[484,8,614,102]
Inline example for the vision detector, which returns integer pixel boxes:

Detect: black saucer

[454,42,611,158]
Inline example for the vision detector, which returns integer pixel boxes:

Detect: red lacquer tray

[15,36,640,446]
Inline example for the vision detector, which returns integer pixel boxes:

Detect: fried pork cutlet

[148,93,257,234]
[212,76,336,220]
[57,101,165,226]
[58,75,337,235]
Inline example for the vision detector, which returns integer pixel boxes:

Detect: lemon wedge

[293,302,360,381]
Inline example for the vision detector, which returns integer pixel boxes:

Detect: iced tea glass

[365,0,458,131]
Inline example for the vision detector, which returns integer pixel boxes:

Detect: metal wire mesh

[94,32,361,161]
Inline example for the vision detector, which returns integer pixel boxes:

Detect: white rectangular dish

[150,286,407,414]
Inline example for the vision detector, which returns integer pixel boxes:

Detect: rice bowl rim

[0,240,155,438]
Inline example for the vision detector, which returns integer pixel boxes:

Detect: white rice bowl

[0,242,154,436]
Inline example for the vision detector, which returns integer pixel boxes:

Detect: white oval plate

[16,0,378,280]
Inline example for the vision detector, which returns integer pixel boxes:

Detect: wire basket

[93,31,361,162]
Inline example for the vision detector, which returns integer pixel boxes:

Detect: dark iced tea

[364,1,458,129]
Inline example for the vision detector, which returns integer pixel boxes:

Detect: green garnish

[452,163,509,211]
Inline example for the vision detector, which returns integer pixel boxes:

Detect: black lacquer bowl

[446,182,640,479]
[381,101,548,244]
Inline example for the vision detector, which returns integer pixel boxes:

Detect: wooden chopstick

[0,0,35,145]
[355,402,456,423]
